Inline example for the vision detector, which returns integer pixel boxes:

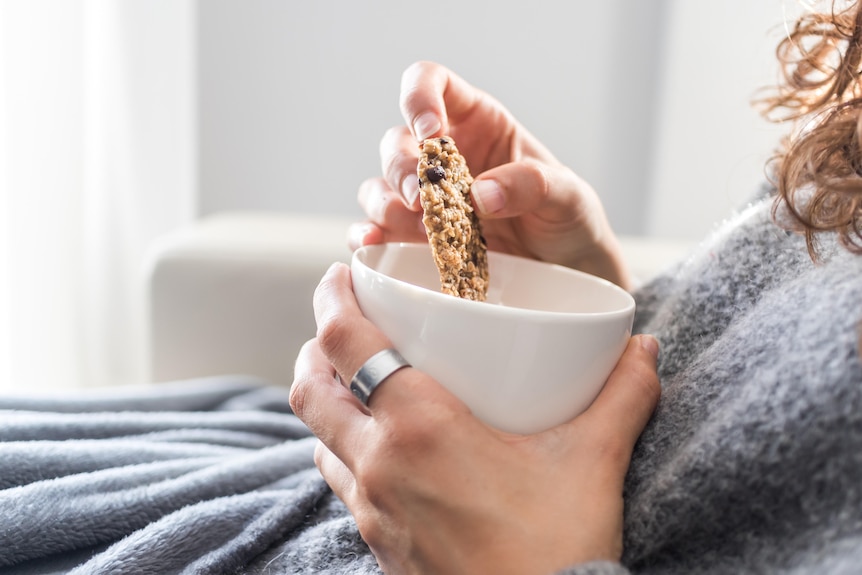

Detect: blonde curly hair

[759,0,862,258]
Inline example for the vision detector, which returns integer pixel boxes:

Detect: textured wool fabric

[564,190,862,574]
[0,377,328,575]
[1,189,860,574]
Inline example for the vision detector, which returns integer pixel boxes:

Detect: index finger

[378,126,423,210]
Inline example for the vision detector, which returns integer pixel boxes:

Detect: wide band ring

[349,348,411,406]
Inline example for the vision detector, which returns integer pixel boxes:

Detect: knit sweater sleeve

[556,560,630,574]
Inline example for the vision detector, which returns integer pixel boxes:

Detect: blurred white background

[0,0,803,392]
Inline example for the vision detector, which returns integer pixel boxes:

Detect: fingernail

[401,173,420,207]
[471,179,505,214]
[639,335,660,360]
[413,112,441,141]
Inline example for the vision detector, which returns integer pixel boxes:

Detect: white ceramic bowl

[350,242,635,434]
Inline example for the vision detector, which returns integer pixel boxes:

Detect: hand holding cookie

[351,61,633,290]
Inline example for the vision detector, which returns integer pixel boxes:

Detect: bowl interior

[354,243,633,315]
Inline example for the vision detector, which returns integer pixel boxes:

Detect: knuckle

[289,370,333,425]
[522,159,552,201]
[357,417,441,473]
[354,463,389,508]
[288,374,309,418]
[350,437,402,509]
[353,511,384,548]
[312,440,327,469]
[593,435,632,468]
[315,315,348,363]
[382,408,451,456]
[288,339,319,419]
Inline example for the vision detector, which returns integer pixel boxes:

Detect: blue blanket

[0,377,378,574]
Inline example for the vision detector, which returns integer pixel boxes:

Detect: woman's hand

[350,61,632,289]
[290,263,661,574]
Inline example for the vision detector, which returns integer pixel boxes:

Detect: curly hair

[758,0,862,259]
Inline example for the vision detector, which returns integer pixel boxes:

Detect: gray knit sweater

[1,189,860,574]
[570,190,862,574]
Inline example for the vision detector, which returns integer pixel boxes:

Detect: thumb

[471,160,592,221]
[580,334,661,451]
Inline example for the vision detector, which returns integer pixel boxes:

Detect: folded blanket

[0,377,379,575]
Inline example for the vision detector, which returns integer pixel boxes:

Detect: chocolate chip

[426,165,446,182]
[439,138,448,145]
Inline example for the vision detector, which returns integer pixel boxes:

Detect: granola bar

[417,137,489,301]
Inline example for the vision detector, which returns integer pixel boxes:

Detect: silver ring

[349,348,411,406]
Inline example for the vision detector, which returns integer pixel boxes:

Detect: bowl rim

[351,242,636,320]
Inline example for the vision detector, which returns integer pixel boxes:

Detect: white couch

[144,212,693,389]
